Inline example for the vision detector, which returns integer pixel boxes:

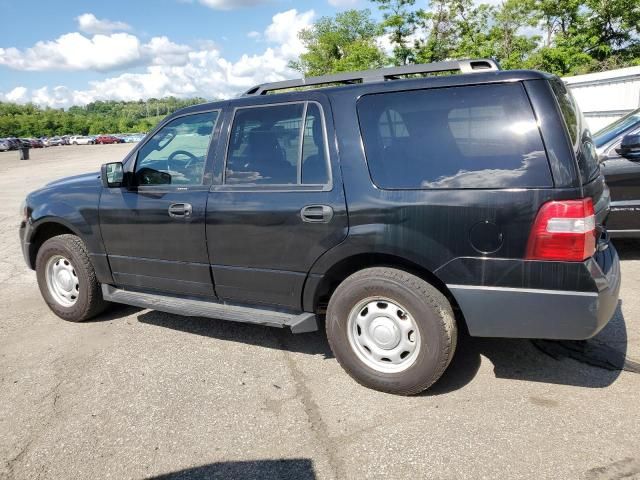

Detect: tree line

[0,97,207,138]
[290,0,640,77]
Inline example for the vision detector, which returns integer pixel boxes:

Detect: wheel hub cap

[58,270,73,291]
[370,317,400,350]
[347,298,421,373]
[45,255,79,308]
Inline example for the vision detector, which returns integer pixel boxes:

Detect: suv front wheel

[326,267,457,395]
[35,234,108,322]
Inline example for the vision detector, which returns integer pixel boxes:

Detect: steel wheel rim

[45,255,79,307]
[347,297,421,373]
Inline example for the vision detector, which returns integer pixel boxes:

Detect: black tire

[326,267,457,395]
[35,234,108,322]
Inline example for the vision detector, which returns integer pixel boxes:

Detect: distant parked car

[60,136,71,145]
[44,137,64,147]
[70,135,95,145]
[0,139,9,151]
[95,135,123,145]
[594,108,640,237]
[5,138,22,150]
[123,133,145,143]
[28,138,44,148]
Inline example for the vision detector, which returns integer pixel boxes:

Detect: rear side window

[550,79,599,184]
[357,83,552,189]
[225,102,330,186]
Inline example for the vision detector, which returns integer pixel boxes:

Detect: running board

[101,285,318,333]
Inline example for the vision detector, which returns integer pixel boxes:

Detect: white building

[563,66,640,132]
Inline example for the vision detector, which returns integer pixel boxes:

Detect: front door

[206,96,348,309]
[601,125,640,233]
[100,109,221,297]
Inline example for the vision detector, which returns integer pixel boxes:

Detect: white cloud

[247,31,261,40]
[76,13,131,34]
[264,9,315,59]
[0,9,316,108]
[0,33,190,72]
[328,0,359,7]
[3,86,28,103]
[198,0,269,10]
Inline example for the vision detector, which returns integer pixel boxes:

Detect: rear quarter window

[550,79,599,184]
[357,83,552,189]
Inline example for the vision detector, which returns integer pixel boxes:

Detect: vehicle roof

[170,69,556,118]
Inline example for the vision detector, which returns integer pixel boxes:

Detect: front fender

[21,182,113,284]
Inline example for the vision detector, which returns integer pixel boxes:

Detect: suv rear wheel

[35,234,108,322]
[326,267,457,395]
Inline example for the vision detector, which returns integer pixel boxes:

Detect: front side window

[135,111,218,186]
[225,102,330,186]
[357,83,552,189]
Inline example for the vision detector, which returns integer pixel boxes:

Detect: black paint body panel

[19,68,621,339]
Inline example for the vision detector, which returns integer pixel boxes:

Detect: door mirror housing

[615,134,640,160]
[101,162,124,188]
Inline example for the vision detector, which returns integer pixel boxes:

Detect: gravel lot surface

[1,145,639,480]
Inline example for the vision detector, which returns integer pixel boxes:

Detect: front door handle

[300,205,333,223]
[168,203,192,218]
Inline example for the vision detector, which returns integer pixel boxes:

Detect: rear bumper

[448,246,621,340]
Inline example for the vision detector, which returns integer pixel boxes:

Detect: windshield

[593,108,640,148]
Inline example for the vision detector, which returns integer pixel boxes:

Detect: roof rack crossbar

[242,58,500,96]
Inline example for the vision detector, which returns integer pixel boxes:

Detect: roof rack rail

[243,58,500,96]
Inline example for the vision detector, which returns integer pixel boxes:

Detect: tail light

[526,198,596,261]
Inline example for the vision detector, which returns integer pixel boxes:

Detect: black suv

[19,59,620,395]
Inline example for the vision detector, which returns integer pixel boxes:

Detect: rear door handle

[300,205,333,223]
[168,203,192,218]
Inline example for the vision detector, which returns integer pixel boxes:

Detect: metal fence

[564,66,640,132]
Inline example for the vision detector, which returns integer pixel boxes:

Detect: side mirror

[101,162,124,188]
[615,134,640,160]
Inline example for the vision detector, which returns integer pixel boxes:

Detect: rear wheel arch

[306,253,466,331]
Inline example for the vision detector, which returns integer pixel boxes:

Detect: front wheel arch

[28,221,78,269]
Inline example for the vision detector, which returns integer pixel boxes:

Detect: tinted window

[225,102,329,186]
[135,111,218,186]
[302,103,330,185]
[357,84,551,189]
[550,80,578,145]
[550,79,599,184]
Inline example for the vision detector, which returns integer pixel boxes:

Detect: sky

[0,0,364,108]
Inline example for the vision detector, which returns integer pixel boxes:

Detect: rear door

[206,94,347,309]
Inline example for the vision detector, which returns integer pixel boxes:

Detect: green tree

[289,9,388,76]
[0,97,211,138]
[371,0,417,65]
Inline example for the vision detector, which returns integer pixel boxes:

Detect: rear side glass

[226,103,303,185]
[225,102,330,186]
[550,79,599,184]
[302,103,330,185]
[357,83,552,189]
